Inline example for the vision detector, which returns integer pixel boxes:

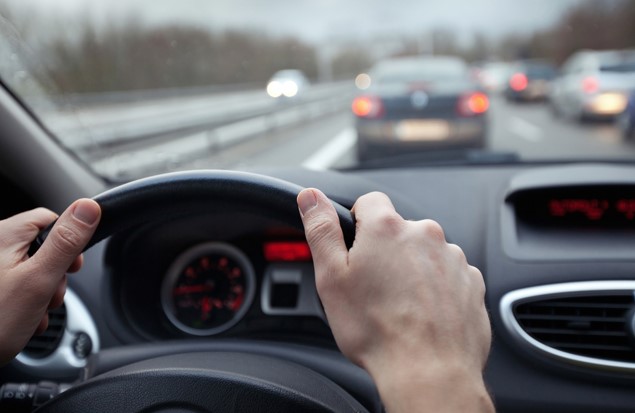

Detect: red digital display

[549,199,635,221]
[512,186,635,230]
[616,199,635,220]
[264,241,312,262]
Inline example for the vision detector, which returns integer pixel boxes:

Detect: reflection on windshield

[0,0,634,180]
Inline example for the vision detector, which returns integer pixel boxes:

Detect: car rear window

[525,65,557,79]
[600,61,635,73]
[374,60,468,84]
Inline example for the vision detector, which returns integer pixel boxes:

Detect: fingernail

[297,189,319,217]
[72,199,100,225]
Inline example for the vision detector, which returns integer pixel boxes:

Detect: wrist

[368,357,494,413]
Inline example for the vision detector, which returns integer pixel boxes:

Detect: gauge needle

[201,297,213,319]
[173,284,214,295]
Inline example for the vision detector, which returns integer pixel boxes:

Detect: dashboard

[3,163,635,412]
[105,212,331,344]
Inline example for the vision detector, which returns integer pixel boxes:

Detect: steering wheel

[29,171,377,413]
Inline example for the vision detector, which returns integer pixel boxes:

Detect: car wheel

[577,110,590,124]
[619,113,634,141]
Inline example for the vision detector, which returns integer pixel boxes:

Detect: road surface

[61,90,635,179]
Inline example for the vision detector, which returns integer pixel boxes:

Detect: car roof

[576,49,635,65]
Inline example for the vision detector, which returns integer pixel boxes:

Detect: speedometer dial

[161,242,255,336]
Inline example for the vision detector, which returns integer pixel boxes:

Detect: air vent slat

[526,302,632,310]
[516,314,626,323]
[546,342,633,352]
[513,292,635,365]
[524,328,627,337]
[22,305,66,359]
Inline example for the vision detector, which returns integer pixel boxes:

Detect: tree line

[1,0,633,94]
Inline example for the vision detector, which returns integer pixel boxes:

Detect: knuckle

[420,219,446,242]
[358,191,387,203]
[355,191,392,211]
[469,265,487,297]
[447,243,467,264]
[306,215,338,241]
[375,210,403,233]
[50,223,84,256]
[33,207,55,218]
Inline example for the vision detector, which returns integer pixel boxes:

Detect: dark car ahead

[505,60,558,102]
[353,56,488,162]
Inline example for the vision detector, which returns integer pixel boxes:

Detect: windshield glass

[1,0,635,180]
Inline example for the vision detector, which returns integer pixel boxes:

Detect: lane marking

[302,127,356,170]
[508,117,543,142]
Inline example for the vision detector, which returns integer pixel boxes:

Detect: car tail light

[582,76,599,94]
[352,96,384,118]
[457,92,489,116]
[509,73,528,91]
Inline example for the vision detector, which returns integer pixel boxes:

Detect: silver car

[550,49,635,121]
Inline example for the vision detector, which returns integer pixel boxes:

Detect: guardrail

[54,82,265,107]
[41,81,356,179]
[49,81,353,150]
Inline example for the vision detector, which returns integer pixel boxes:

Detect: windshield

[1,0,635,180]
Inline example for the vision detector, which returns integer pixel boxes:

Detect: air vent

[515,294,634,362]
[500,281,635,372]
[22,304,66,359]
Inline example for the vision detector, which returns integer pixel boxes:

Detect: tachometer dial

[161,243,255,336]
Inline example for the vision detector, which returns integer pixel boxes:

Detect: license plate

[395,120,450,141]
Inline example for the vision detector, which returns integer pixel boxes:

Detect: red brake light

[264,241,312,262]
[582,76,599,93]
[352,96,384,118]
[509,73,528,91]
[458,92,489,116]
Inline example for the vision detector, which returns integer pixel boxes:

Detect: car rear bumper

[506,80,551,101]
[356,117,486,159]
[582,92,629,118]
[357,117,485,143]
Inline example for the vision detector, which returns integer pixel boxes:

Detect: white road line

[508,117,543,142]
[302,127,356,170]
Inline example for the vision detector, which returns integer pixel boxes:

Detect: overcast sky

[6,0,584,44]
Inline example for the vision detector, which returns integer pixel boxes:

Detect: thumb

[30,199,101,278]
[297,189,348,274]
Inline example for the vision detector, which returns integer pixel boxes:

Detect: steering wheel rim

[36,352,370,413]
[29,170,368,413]
[29,170,356,255]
